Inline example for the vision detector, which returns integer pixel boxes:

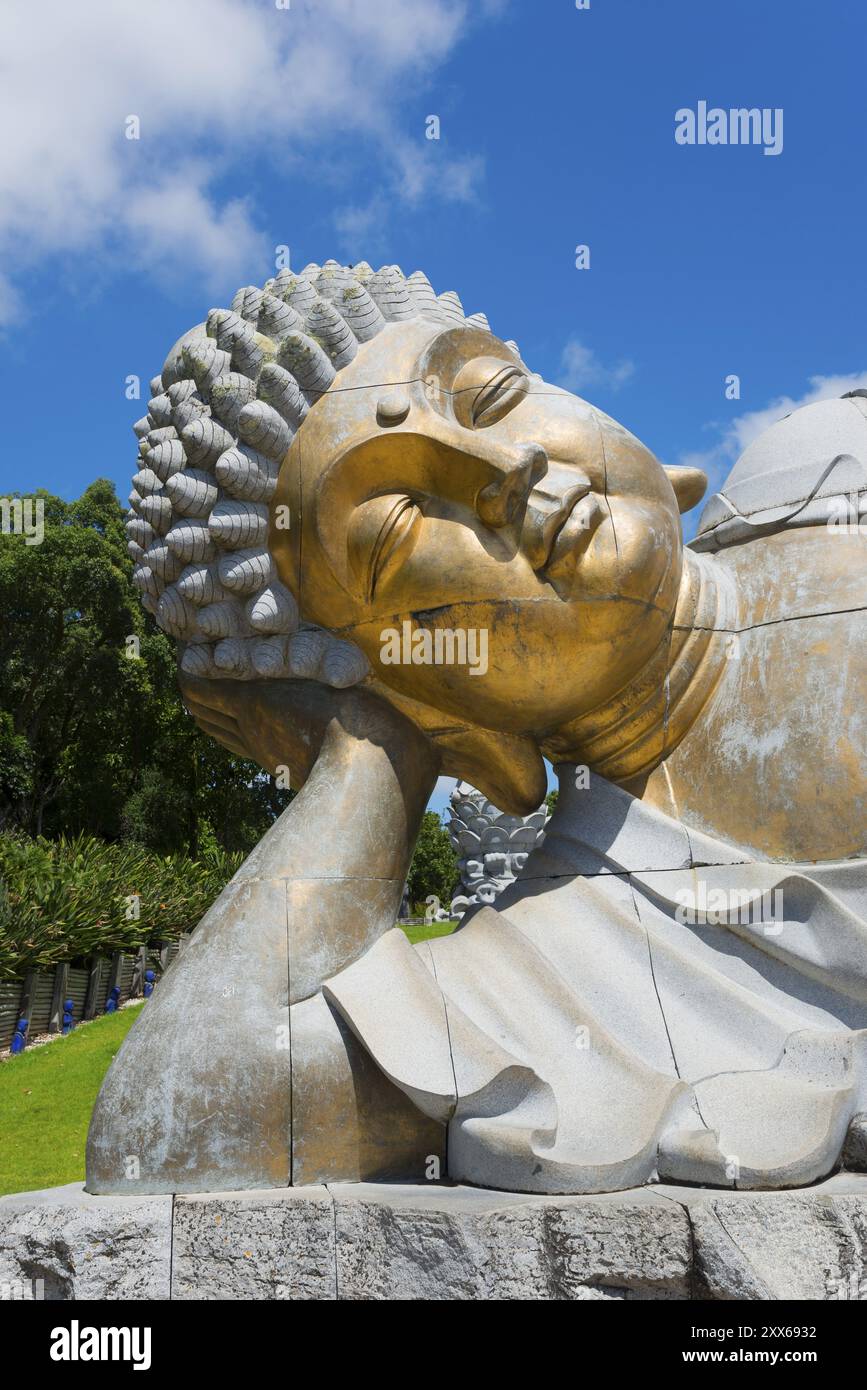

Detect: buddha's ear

[663,465,708,514]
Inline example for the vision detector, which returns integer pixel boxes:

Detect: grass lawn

[401,920,458,945]
[0,922,458,1198]
[0,1004,144,1197]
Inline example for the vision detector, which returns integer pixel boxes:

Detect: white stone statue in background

[448,782,549,917]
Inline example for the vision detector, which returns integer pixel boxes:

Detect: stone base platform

[2,1174,867,1300]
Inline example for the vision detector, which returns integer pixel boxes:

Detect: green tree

[0,829,245,977]
[406,811,459,913]
[0,480,290,853]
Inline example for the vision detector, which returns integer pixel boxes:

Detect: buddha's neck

[547,549,738,784]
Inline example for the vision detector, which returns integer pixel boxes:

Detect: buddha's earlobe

[663,465,708,514]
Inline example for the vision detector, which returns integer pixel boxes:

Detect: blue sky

[1,0,864,816]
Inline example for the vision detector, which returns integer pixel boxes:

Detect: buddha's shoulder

[692,392,867,553]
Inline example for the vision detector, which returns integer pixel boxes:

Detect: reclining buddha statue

[87,256,867,1196]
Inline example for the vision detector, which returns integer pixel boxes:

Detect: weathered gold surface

[644,526,867,861]
[270,320,706,814]
[265,318,867,867]
[268,315,864,863]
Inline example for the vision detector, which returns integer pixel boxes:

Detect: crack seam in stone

[592,403,620,564]
[425,941,459,1143]
[631,880,720,1158]
[708,1204,775,1297]
[333,589,669,637]
[325,1183,339,1301]
[656,1193,699,1298]
[630,877,682,1083]
[677,601,867,635]
[167,1194,175,1301]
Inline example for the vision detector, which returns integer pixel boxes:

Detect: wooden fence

[0,939,186,1051]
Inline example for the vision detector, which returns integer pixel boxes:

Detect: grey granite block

[0,1182,171,1300]
[4,1174,867,1300]
[171,1186,336,1300]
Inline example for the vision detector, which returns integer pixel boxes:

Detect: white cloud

[0,0,487,322]
[393,142,485,207]
[557,338,635,394]
[123,169,269,297]
[333,143,484,260]
[678,371,867,490]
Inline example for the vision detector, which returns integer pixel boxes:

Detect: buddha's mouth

[522,463,602,576]
[538,493,604,581]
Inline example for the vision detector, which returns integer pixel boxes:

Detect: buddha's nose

[475,443,548,529]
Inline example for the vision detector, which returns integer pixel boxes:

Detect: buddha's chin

[370,655,637,740]
[357,588,673,736]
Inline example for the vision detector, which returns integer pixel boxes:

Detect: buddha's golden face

[271,320,688,738]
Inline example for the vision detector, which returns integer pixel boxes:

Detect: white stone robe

[325,769,867,1193]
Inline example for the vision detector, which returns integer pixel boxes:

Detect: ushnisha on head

[129,258,707,811]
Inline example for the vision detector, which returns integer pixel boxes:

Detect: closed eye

[348,495,423,603]
[451,356,530,431]
[471,365,528,428]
